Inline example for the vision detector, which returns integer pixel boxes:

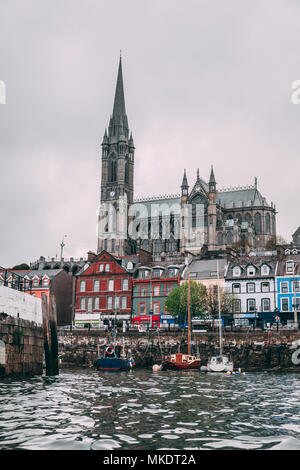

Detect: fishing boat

[207,260,233,373]
[95,338,135,372]
[161,261,201,371]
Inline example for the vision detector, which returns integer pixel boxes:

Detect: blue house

[276,251,300,324]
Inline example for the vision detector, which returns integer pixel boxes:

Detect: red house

[74,250,133,329]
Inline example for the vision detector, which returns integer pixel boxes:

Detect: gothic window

[226,231,233,246]
[255,213,262,234]
[245,213,252,225]
[153,239,163,254]
[109,155,117,182]
[236,213,242,224]
[217,232,223,246]
[265,213,271,234]
[125,155,129,184]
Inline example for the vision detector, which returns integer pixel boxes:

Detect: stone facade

[0,313,44,376]
[97,57,277,261]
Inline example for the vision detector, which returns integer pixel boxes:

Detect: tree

[165,281,207,324]
[266,235,288,250]
[12,263,29,270]
[206,284,237,328]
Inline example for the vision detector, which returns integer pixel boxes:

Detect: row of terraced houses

[1,245,300,330]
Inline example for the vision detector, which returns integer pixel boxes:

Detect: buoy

[226,371,231,375]
[200,366,208,372]
[152,364,162,371]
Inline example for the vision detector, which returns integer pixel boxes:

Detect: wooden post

[42,293,59,376]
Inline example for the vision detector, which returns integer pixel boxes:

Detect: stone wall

[58,329,300,371]
[0,313,44,376]
[0,285,42,325]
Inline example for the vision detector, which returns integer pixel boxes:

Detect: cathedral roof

[216,186,268,209]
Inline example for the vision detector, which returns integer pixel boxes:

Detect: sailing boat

[207,260,233,373]
[162,261,201,370]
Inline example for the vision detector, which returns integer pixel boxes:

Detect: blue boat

[95,344,135,372]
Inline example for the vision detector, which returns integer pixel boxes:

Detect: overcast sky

[1,0,300,267]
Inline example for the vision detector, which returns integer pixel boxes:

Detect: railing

[0,267,32,292]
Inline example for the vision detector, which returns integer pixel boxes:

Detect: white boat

[207,355,233,372]
[207,260,234,373]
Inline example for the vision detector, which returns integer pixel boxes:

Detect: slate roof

[182,258,227,281]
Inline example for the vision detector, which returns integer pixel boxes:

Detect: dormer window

[261,264,270,276]
[168,267,178,277]
[153,269,162,278]
[33,278,39,287]
[43,277,49,286]
[286,261,295,274]
[247,266,256,277]
[233,266,241,277]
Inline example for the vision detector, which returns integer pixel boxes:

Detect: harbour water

[0,366,300,450]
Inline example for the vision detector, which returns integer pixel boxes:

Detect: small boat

[207,260,234,373]
[162,262,201,371]
[207,355,233,372]
[95,342,135,372]
[162,353,201,370]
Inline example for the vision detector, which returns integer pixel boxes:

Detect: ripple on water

[0,368,300,450]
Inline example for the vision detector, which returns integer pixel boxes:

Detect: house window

[281,282,289,293]
[247,266,256,277]
[153,302,160,314]
[153,286,160,296]
[153,269,161,278]
[286,261,295,274]
[107,296,112,309]
[114,296,120,309]
[232,283,241,294]
[262,298,270,312]
[43,278,49,286]
[108,280,114,291]
[33,279,39,287]
[140,286,147,296]
[87,297,92,312]
[247,299,256,312]
[247,283,255,293]
[281,298,289,312]
[139,303,146,314]
[99,264,104,272]
[94,280,100,292]
[121,296,127,309]
[261,265,270,275]
[94,297,99,310]
[168,268,178,277]
[294,281,300,293]
[80,298,85,310]
[233,266,241,277]
[261,282,270,293]
[122,279,129,291]
[294,298,300,311]
[165,284,172,295]
[233,299,241,313]
[105,264,110,272]
[80,281,86,292]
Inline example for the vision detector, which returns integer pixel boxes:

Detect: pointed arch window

[265,213,271,234]
[255,213,262,234]
[125,155,129,184]
[109,155,117,182]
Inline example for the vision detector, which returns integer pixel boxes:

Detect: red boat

[162,353,201,370]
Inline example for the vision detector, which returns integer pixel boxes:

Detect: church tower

[98,55,135,256]
[208,165,217,249]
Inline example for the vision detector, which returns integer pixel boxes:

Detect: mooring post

[42,293,59,376]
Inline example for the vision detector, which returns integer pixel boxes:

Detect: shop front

[132,315,160,328]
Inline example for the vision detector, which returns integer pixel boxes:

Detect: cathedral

[97,56,277,260]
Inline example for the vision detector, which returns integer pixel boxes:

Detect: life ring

[106,346,114,356]
[291,348,300,366]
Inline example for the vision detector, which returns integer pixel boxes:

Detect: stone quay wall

[58,329,300,372]
[0,313,44,376]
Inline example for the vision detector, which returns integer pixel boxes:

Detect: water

[0,366,300,450]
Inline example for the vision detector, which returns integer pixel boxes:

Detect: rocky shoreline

[58,330,300,372]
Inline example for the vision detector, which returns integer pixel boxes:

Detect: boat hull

[162,353,201,371]
[207,356,234,373]
[96,357,132,372]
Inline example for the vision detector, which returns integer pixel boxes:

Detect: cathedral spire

[209,165,216,193]
[112,53,126,119]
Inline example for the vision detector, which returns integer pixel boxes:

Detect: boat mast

[188,263,191,355]
[217,259,222,356]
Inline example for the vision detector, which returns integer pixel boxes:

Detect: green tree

[165,281,207,324]
[206,284,237,328]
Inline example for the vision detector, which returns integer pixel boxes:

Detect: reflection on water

[0,367,300,450]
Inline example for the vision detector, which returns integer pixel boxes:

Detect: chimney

[87,251,97,262]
